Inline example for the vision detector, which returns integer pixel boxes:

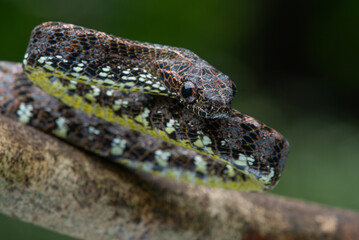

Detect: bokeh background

[0,0,358,239]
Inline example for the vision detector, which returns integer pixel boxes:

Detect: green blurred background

[0,0,358,239]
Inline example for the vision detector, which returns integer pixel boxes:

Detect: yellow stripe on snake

[19,22,289,191]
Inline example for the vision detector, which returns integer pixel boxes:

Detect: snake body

[6,22,289,191]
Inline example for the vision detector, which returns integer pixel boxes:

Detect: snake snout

[198,85,234,119]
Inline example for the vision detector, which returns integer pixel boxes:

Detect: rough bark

[0,61,358,240]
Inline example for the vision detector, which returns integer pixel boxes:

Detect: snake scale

[0,22,289,191]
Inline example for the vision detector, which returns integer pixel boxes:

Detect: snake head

[155,58,236,119]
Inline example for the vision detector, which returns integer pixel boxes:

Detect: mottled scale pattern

[0,63,284,190]
[24,22,236,119]
[17,22,289,191]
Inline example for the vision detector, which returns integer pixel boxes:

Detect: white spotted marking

[134,108,150,125]
[102,66,111,72]
[193,132,213,152]
[122,69,130,75]
[104,79,115,85]
[23,53,29,65]
[17,103,33,124]
[55,55,63,59]
[73,66,83,72]
[111,137,127,156]
[99,72,108,78]
[106,90,113,96]
[194,131,205,148]
[44,63,55,71]
[194,156,207,174]
[69,80,78,85]
[127,76,137,81]
[154,150,171,167]
[77,63,84,67]
[88,126,100,135]
[125,82,135,87]
[197,130,204,136]
[226,165,236,177]
[233,159,246,167]
[114,99,128,106]
[52,117,69,138]
[165,119,178,134]
[234,153,255,168]
[70,72,80,78]
[91,86,101,96]
[133,67,139,71]
[113,99,129,110]
[260,168,275,184]
[241,154,255,165]
[202,136,212,146]
[37,56,48,64]
[121,76,128,80]
[203,146,214,155]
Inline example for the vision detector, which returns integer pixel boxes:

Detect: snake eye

[180,81,197,103]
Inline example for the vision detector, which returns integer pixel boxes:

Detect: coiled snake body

[2,22,289,191]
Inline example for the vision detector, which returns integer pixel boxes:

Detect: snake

[1,22,289,191]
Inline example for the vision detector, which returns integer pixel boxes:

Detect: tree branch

[0,61,358,240]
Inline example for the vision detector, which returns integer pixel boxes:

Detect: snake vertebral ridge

[18,22,289,191]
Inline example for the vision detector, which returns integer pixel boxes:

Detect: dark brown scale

[59,61,71,71]
[45,47,56,53]
[243,135,255,145]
